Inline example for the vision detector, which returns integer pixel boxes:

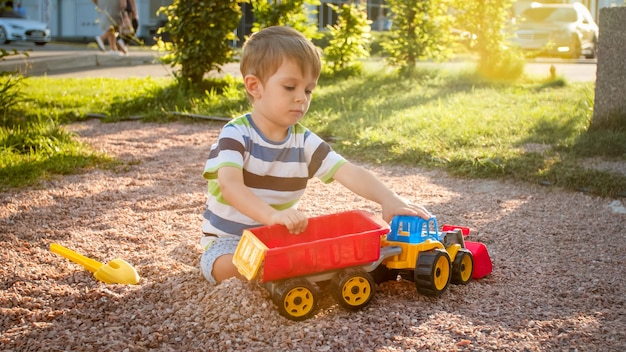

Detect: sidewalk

[0,42,164,77]
[0,41,243,79]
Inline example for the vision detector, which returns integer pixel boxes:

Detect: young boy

[200,26,431,285]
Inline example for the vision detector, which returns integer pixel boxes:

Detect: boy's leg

[199,237,243,284]
[212,254,245,283]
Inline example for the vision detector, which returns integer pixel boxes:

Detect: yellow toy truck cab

[375,216,474,297]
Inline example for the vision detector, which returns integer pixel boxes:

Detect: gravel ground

[1,119,625,351]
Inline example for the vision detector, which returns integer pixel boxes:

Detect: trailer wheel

[331,268,375,311]
[451,249,474,285]
[413,249,451,297]
[273,278,318,321]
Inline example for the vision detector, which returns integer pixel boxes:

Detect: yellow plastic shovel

[50,243,140,285]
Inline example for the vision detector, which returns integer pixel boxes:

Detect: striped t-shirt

[202,114,347,237]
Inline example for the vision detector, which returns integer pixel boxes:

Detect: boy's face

[248,59,317,139]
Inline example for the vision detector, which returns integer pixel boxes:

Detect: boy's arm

[332,162,431,223]
[217,166,308,234]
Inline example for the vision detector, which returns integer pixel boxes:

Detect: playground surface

[1,118,624,351]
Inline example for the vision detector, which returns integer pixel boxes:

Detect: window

[521,7,578,23]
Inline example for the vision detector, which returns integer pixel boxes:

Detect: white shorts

[199,236,241,285]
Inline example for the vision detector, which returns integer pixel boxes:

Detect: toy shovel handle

[50,243,104,273]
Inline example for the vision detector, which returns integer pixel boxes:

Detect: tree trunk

[592,7,626,130]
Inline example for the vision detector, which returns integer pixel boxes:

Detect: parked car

[509,2,598,59]
[0,10,51,46]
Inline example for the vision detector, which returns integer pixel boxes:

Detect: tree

[250,0,320,40]
[323,2,371,76]
[454,0,524,80]
[383,0,455,74]
[156,1,243,87]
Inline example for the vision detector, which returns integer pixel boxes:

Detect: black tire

[413,249,451,297]
[272,278,318,321]
[331,268,376,311]
[0,27,9,44]
[35,42,47,46]
[585,37,598,59]
[451,249,474,285]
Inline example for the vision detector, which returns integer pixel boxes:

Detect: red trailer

[233,210,393,320]
[234,210,389,283]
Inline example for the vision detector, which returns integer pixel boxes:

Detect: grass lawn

[1,61,625,197]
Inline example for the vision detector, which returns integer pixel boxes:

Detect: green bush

[250,0,321,40]
[383,0,455,73]
[155,1,242,86]
[323,2,371,76]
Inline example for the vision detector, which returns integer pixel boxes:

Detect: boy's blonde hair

[240,26,322,101]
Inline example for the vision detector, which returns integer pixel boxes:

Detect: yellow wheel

[451,249,474,285]
[331,268,376,311]
[413,249,451,297]
[273,278,318,321]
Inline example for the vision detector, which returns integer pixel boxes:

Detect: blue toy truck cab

[376,215,474,297]
[387,216,440,244]
[387,216,468,250]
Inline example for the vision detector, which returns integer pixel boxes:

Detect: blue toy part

[388,216,440,244]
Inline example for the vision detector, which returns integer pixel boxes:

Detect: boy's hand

[382,198,432,223]
[269,209,308,234]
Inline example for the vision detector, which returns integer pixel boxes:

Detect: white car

[0,10,51,46]
[509,3,598,59]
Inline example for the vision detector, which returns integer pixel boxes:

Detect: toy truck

[233,210,474,321]
[372,215,474,297]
